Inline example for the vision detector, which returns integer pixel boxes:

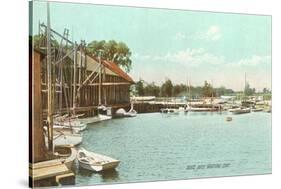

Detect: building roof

[102,60,134,83]
[86,54,134,83]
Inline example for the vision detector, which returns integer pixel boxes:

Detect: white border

[0,0,280,189]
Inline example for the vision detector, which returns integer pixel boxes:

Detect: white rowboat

[77,148,120,172]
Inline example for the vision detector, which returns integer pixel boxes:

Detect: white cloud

[134,48,225,66]
[173,25,222,42]
[163,48,224,66]
[232,55,271,66]
[199,25,222,41]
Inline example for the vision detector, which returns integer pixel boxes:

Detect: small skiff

[77,148,120,172]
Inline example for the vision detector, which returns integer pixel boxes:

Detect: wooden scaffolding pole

[46,1,53,153]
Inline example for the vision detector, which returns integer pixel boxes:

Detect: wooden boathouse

[37,47,135,118]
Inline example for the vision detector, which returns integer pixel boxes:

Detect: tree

[143,82,160,97]
[31,34,59,49]
[161,79,173,97]
[135,79,145,96]
[202,81,214,97]
[173,84,187,96]
[215,86,234,96]
[263,88,270,94]
[87,40,132,72]
[244,82,255,96]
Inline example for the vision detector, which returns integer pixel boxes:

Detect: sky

[31,1,272,91]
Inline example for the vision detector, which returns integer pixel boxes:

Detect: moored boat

[251,107,263,112]
[160,108,180,114]
[226,117,233,121]
[44,128,83,147]
[53,121,87,132]
[189,107,217,112]
[115,108,137,117]
[77,148,120,172]
[54,146,77,170]
[231,107,251,114]
[79,114,112,124]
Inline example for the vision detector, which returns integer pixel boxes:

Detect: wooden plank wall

[40,59,132,117]
[30,50,48,163]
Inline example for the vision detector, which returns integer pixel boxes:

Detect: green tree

[135,79,145,96]
[244,82,255,96]
[202,81,214,97]
[87,40,132,72]
[173,84,187,96]
[263,88,270,94]
[31,34,59,49]
[143,82,160,97]
[161,79,173,97]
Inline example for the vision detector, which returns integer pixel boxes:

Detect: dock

[29,159,75,187]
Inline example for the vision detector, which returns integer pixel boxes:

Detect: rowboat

[77,148,120,172]
[54,146,77,170]
[226,117,233,121]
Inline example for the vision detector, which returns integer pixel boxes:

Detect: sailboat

[79,51,112,124]
[231,73,251,115]
[77,106,112,124]
[53,114,87,132]
[184,78,191,113]
[43,17,84,150]
[44,127,82,147]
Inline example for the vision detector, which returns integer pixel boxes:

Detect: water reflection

[77,168,95,177]
[77,168,120,182]
[101,169,120,182]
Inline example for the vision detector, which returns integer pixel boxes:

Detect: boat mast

[188,78,191,106]
[103,64,107,105]
[98,50,102,106]
[244,72,246,96]
[73,42,77,114]
[211,79,214,110]
[46,1,53,153]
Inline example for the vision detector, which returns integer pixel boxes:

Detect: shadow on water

[77,168,120,182]
[101,169,120,182]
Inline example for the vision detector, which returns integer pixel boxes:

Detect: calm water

[75,111,271,185]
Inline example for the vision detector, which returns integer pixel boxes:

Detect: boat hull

[53,123,87,132]
[79,115,112,124]
[232,109,251,114]
[77,149,120,172]
[79,161,120,172]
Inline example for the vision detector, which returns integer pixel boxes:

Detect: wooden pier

[29,159,75,187]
